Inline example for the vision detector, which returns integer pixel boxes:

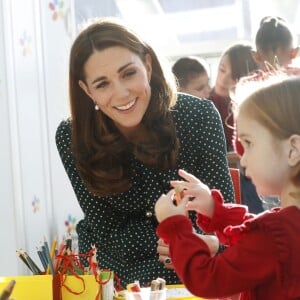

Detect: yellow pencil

[46,236,56,274]
[50,236,57,260]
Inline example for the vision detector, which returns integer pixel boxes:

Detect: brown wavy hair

[69,19,179,196]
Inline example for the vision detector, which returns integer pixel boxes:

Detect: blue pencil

[43,237,54,274]
[37,246,48,271]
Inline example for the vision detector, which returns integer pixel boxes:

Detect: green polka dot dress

[55,93,234,288]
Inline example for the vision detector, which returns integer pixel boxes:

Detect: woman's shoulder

[56,119,71,136]
[176,92,214,107]
[174,93,216,117]
[172,93,223,138]
[55,118,72,147]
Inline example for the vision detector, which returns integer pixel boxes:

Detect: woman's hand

[157,234,219,270]
[157,238,174,269]
[198,234,219,256]
[171,169,215,218]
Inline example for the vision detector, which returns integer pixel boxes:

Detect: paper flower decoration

[49,0,65,20]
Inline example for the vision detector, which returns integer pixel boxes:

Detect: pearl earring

[95,104,99,110]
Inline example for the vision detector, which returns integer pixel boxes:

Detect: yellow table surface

[115,284,205,300]
[166,285,204,299]
[0,275,53,300]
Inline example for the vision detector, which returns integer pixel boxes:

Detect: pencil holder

[54,274,103,300]
[0,275,53,300]
[0,272,113,300]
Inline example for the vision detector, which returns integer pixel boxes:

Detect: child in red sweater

[155,74,300,299]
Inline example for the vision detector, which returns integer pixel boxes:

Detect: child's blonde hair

[234,73,300,184]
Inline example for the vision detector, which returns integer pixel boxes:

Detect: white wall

[0,0,82,276]
[0,1,20,275]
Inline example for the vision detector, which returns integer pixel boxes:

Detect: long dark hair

[69,19,179,196]
[224,43,258,81]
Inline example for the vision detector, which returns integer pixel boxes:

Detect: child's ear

[252,50,262,64]
[288,135,300,166]
[290,47,299,59]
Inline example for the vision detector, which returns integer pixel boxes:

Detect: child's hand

[171,169,215,218]
[155,189,188,223]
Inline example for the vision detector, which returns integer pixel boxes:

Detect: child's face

[180,73,211,99]
[214,54,236,97]
[237,113,290,197]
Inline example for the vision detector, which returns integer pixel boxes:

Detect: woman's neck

[116,123,148,143]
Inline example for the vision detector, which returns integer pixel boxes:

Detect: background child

[253,16,299,69]
[209,42,264,214]
[251,15,299,209]
[209,42,258,152]
[155,74,300,299]
[172,56,211,99]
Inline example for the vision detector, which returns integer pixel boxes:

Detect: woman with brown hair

[55,18,234,287]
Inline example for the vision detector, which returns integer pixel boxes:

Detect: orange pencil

[174,185,184,205]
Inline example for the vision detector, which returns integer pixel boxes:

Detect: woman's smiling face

[79,46,152,134]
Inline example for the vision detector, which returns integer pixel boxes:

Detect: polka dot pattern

[55,93,234,288]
